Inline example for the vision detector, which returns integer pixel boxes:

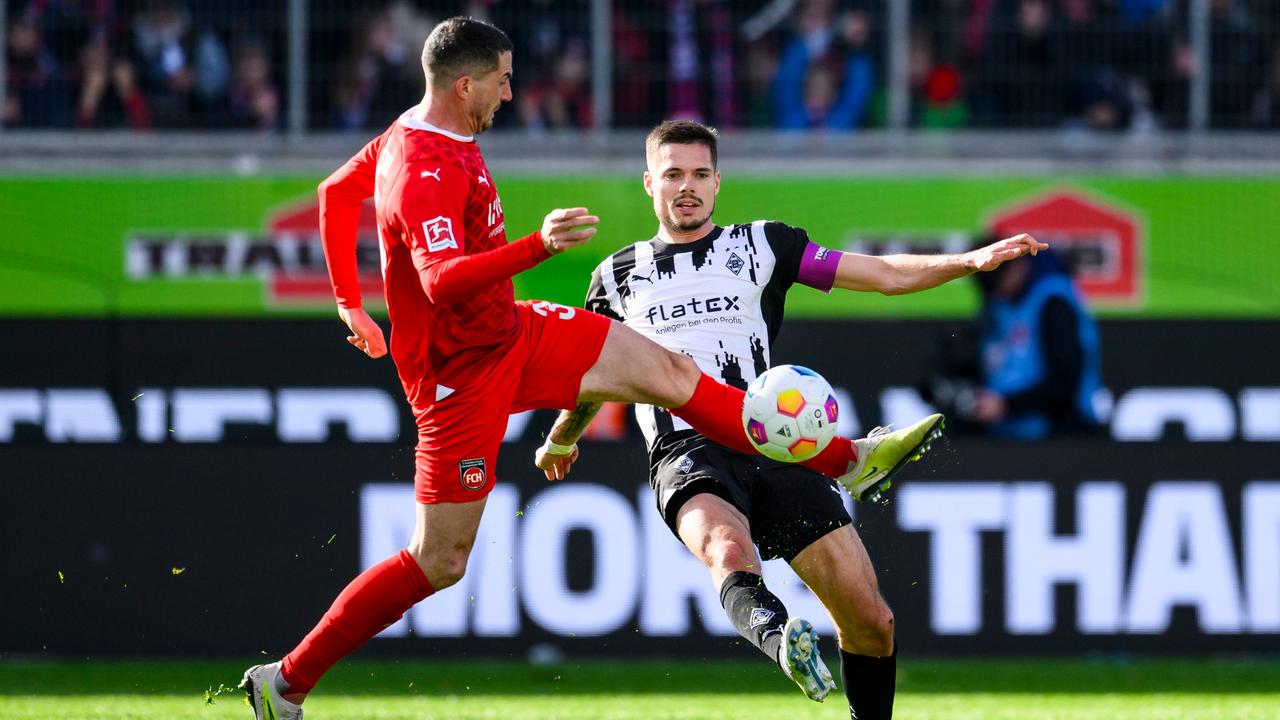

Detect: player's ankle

[273,670,308,705]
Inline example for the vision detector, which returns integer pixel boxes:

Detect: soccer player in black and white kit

[535,121,1046,719]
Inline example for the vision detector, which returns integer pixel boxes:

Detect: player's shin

[719,571,789,665]
[840,643,897,720]
[279,549,435,699]
[800,437,858,479]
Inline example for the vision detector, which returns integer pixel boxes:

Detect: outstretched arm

[319,135,387,358]
[535,401,605,481]
[415,208,599,304]
[833,233,1047,295]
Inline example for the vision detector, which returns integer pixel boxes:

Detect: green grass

[0,658,1277,719]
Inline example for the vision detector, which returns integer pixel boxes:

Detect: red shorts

[413,300,611,504]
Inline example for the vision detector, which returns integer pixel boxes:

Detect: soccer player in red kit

[239,17,937,719]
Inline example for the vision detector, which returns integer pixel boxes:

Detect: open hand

[966,233,1049,273]
[338,306,387,358]
[541,207,599,255]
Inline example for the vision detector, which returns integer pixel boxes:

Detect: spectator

[609,4,656,127]
[495,0,593,130]
[1166,0,1266,127]
[19,0,158,129]
[127,0,197,128]
[772,1,876,131]
[332,2,427,130]
[1204,0,1266,128]
[742,38,779,127]
[977,0,1059,126]
[1055,0,1133,130]
[226,39,279,130]
[26,0,115,83]
[74,33,150,128]
[517,37,591,130]
[932,246,1103,441]
[5,14,71,126]
[666,0,701,120]
[909,28,969,128]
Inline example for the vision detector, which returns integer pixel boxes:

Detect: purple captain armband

[796,241,844,292]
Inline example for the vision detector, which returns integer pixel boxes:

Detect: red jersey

[319,109,550,418]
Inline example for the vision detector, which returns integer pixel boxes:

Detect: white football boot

[840,413,945,503]
[240,662,303,720]
[779,617,835,702]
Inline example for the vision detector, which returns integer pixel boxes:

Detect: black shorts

[648,430,852,563]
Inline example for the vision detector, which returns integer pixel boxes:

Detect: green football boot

[839,413,945,503]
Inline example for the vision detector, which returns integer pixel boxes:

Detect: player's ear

[454,74,471,101]
[713,170,721,196]
[643,170,654,197]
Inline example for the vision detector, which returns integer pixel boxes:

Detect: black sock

[718,571,788,665]
[840,644,897,720]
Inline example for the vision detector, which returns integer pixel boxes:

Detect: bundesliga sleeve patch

[423,216,459,252]
[459,458,487,490]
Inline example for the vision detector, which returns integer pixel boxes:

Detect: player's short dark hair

[645,120,719,168]
[421,17,513,89]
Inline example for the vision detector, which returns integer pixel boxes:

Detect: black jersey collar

[650,225,724,256]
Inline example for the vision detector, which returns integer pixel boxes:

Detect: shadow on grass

[1,658,1278,698]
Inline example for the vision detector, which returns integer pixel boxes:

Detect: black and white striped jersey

[585,220,815,449]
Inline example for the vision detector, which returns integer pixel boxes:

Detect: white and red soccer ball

[742,364,839,462]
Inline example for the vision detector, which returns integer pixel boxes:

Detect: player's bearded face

[471,52,513,133]
[648,143,720,235]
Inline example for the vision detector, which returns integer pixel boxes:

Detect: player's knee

[654,351,701,406]
[431,554,469,590]
[839,604,895,656]
[407,544,470,590]
[708,537,755,574]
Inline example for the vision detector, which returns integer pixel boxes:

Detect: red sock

[280,549,434,694]
[803,435,858,478]
[671,374,857,477]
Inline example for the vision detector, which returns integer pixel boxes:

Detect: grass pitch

[0,657,1277,720]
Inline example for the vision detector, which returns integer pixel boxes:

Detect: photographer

[929,242,1103,440]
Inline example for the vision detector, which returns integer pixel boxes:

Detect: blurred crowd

[7,0,1280,131]
[5,0,281,129]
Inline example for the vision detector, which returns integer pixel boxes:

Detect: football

[742,364,839,462]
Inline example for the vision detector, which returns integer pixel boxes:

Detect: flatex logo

[644,296,741,324]
[124,197,385,307]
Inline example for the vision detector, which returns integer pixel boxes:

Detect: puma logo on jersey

[629,270,656,285]
[478,172,490,186]
[420,168,442,181]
